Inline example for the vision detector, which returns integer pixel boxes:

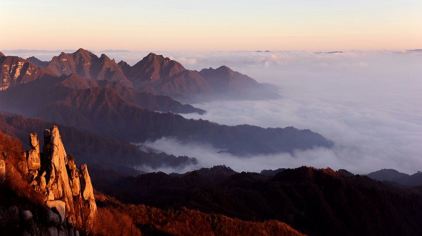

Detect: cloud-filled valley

[142,51,422,174]
[4,49,422,174]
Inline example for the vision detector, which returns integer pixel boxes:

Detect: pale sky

[1,0,421,51]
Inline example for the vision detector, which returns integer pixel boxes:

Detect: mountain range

[0,49,278,100]
[0,49,333,175]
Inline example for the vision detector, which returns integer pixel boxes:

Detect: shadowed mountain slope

[99,166,422,236]
[0,75,332,156]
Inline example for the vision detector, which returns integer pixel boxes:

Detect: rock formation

[0,159,5,183]
[20,125,97,231]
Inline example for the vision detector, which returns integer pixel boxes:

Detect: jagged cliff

[0,126,97,235]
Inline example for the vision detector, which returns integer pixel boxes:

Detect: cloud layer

[146,51,422,174]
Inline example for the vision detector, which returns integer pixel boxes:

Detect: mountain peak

[367,169,409,182]
[118,60,130,67]
[73,48,96,58]
[216,65,233,72]
[99,53,112,61]
[0,51,4,57]
[126,52,186,83]
[144,52,166,62]
[75,48,92,54]
[27,56,48,67]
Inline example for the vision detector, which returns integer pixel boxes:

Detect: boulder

[21,210,33,221]
[46,201,65,225]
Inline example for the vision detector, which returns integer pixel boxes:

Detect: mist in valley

[6,49,422,174]
[143,51,422,174]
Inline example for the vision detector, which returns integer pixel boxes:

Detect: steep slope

[102,167,422,236]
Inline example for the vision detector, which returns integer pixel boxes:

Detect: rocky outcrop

[18,126,97,231]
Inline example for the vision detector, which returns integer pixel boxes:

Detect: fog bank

[149,51,422,174]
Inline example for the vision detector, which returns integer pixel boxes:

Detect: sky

[1,0,421,51]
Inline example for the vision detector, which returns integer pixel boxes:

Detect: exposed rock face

[0,56,43,91]
[20,126,97,231]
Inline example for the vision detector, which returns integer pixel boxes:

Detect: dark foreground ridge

[98,166,422,236]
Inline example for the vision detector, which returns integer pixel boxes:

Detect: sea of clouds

[144,50,422,174]
[6,49,422,174]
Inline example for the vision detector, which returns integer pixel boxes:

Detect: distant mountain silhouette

[368,169,422,187]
